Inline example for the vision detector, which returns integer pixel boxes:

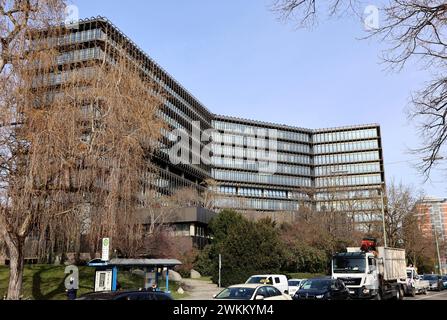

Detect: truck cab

[332,238,406,300]
[332,251,380,299]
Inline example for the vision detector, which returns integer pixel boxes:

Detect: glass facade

[313,128,383,216]
[212,117,385,214]
[52,18,386,221]
[56,18,213,196]
[212,169,312,187]
[313,128,378,143]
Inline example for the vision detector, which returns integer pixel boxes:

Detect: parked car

[442,275,447,289]
[77,290,173,300]
[288,279,306,297]
[422,274,444,291]
[293,278,350,300]
[214,284,292,301]
[245,275,289,294]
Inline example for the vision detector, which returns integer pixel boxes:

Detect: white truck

[332,239,407,300]
[403,267,429,297]
[245,275,289,295]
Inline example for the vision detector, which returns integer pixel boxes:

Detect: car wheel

[410,287,416,297]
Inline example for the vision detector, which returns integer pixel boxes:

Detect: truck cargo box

[377,247,406,281]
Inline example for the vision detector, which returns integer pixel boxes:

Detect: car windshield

[288,281,301,287]
[215,287,256,300]
[333,256,366,273]
[423,275,438,281]
[247,277,273,285]
[300,279,331,291]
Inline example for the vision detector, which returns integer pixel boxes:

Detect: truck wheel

[394,288,400,300]
[393,286,404,301]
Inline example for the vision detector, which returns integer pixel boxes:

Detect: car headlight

[363,288,370,295]
[316,295,325,299]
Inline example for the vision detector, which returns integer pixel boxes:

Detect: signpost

[102,238,110,262]
[218,254,222,288]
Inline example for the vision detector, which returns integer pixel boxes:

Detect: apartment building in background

[416,197,447,272]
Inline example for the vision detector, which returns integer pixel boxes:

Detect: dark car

[422,274,444,291]
[77,290,174,301]
[442,276,447,289]
[293,278,350,300]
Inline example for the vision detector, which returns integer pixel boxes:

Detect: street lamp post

[379,186,387,248]
[434,227,443,275]
[218,254,222,288]
[421,156,445,274]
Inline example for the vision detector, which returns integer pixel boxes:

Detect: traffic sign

[102,238,110,262]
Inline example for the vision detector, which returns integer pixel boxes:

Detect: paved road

[406,290,447,300]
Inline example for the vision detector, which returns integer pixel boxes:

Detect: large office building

[211,116,385,222]
[49,17,386,225]
[48,17,213,194]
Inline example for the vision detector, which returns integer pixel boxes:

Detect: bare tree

[281,204,362,258]
[272,0,361,27]
[0,0,67,300]
[200,178,219,211]
[403,206,437,268]
[382,181,423,248]
[272,0,447,177]
[0,12,166,298]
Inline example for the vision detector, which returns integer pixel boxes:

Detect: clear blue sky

[71,0,446,197]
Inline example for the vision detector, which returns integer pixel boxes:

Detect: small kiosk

[87,258,182,293]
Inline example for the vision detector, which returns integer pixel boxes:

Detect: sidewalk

[179,278,222,300]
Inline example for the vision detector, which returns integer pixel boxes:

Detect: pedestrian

[66,277,78,300]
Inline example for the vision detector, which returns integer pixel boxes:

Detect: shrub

[175,248,199,278]
[282,242,328,274]
[194,245,214,277]
[205,212,285,287]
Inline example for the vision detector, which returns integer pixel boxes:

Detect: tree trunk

[4,233,25,300]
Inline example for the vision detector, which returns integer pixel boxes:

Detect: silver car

[214,284,292,300]
[423,274,444,291]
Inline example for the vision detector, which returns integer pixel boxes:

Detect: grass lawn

[0,265,185,300]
